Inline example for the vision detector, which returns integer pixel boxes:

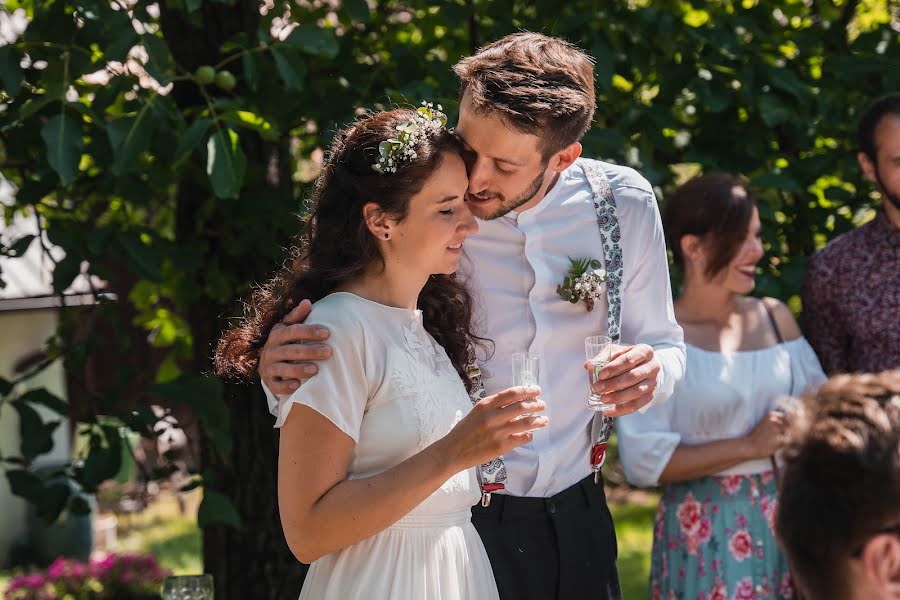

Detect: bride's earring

[383,232,390,240]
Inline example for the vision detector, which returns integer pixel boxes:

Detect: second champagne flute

[584,336,613,411]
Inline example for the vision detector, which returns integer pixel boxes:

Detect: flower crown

[371,102,449,174]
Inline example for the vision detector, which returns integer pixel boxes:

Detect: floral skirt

[649,471,793,600]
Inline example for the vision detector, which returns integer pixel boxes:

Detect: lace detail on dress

[391,315,465,447]
[388,315,470,494]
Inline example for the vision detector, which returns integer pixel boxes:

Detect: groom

[259,33,685,599]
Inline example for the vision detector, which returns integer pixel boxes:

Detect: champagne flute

[162,575,214,600]
[584,336,613,412]
[511,352,541,418]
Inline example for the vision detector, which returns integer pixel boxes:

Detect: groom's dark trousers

[471,474,622,600]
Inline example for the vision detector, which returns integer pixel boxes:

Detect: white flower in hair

[372,102,449,174]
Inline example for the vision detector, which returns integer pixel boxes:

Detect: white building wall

[0,308,71,566]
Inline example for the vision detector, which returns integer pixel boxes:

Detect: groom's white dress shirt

[460,159,685,497]
[262,159,685,499]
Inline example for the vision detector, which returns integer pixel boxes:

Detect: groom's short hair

[453,32,596,159]
[776,369,900,600]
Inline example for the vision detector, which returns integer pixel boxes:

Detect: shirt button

[548,502,557,515]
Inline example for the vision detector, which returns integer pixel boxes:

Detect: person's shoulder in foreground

[776,369,900,600]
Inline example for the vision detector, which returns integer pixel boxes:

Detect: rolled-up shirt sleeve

[615,179,686,409]
[616,394,681,488]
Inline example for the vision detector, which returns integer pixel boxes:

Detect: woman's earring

[384,232,390,240]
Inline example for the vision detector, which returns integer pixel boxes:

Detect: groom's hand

[586,343,659,417]
[259,299,332,396]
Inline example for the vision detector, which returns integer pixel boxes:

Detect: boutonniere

[556,257,607,312]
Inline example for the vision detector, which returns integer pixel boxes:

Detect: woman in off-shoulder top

[617,174,825,600]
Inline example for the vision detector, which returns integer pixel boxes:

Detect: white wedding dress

[273,292,499,600]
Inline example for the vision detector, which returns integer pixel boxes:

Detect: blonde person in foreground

[215,108,545,599]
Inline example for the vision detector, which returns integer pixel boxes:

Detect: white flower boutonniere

[556,257,607,312]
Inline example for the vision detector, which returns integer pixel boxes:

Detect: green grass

[3,490,658,597]
[115,492,202,576]
[610,493,658,600]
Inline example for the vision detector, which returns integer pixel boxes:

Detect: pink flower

[736,513,748,530]
[677,492,702,535]
[708,581,728,600]
[719,475,744,495]
[729,529,754,562]
[652,582,661,600]
[761,496,777,532]
[732,578,754,600]
[778,572,794,598]
[760,470,774,485]
[686,534,700,556]
[697,517,713,544]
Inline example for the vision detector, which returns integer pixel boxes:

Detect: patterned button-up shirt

[802,210,900,374]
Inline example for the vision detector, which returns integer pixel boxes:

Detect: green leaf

[0,46,24,97]
[6,470,44,503]
[52,253,83,294]
[271,47,306,91]
[174,118,212,167]
[186,0,203,12]
[343,0,371,23]
[36,482,71,525]
[752,172,803,194]
[220,110,279,141]
[767,66,809,101]
[41,114,84,186]
[151,375,231,459]
[759,94,791,127]
[19,95,57,121]
[69,494,92,516]
[102,12,140,62]
[117,232,166,282]
[11,400,60,460]
[81,427,123,492]
[242,52,257,92]
[108,101,157,176]
[3,235,36,258]
[198,489,242,529]
[19,388,69,416]
[206,128,247,200]
[285,25,340,59]
[0,376,12,397]
[143,35,173,85]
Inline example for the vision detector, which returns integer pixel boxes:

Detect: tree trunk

[158,1,306,597]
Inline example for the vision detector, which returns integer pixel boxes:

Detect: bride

[215,106,545,599]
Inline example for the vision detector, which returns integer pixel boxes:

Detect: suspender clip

[481,492,492,507]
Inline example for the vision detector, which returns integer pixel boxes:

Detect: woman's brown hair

[662,173,756,279]
[214,109,486,388]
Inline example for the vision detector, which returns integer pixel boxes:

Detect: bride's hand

[440,386,547,472]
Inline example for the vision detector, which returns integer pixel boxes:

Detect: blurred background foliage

[0,0,897,596]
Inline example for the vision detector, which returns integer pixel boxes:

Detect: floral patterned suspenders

[467,159,624,506]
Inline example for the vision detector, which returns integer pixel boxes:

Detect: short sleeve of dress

[272,302,369,443]
[786,337,827,396]
[616,395,682,488]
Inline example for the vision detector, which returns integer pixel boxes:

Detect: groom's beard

[873,166,900,213]
[470,168,547,221]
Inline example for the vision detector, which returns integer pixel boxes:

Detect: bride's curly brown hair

[215,109,488,389]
